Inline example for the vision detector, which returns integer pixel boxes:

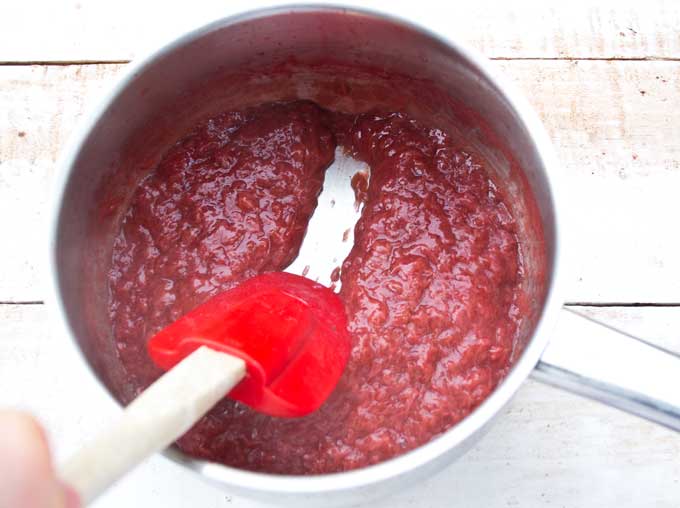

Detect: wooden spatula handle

[59,346,246,505]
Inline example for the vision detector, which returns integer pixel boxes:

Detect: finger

[0,411,79,508]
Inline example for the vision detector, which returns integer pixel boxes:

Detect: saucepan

[49,5,680,506]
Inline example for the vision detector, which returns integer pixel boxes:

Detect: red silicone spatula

[60,272,350,504]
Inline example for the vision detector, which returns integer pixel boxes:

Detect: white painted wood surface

[1,0,680,62]
[0,64,124,303]
[1,2,679,507]
[0,305,678,507]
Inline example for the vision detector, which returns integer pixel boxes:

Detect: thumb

[0,411,80,508]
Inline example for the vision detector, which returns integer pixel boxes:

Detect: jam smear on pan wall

[108,101,525,474]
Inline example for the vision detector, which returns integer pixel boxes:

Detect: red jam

[108,101,524,474]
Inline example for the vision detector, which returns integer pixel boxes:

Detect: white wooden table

[1,1,679,506]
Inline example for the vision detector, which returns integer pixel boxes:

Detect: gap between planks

[2,301,680,307]
[4,56,680,66]
[0,301,44,305]
[565,302,680,307]
[0,60,131,66]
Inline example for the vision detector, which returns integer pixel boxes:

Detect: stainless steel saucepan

[49,5,680,505]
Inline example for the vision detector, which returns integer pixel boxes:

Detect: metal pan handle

[532,307,680,431]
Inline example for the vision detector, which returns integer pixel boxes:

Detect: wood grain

[497,60,680,304]
[0,1,679,63]
[2,5,678,507]
[1,304,677,507]
[1,60,679,302]
[0,64,125,302]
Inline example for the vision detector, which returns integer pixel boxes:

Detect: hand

[0,411,79,508]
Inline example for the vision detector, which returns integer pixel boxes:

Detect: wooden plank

[1,1,679,63]
[497,60,680,303]
[2,60,679,303]
[1,304,678,506]
[0,64,125,302]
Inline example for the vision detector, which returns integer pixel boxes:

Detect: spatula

[59,148,365,505]
[59,272,351,505]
